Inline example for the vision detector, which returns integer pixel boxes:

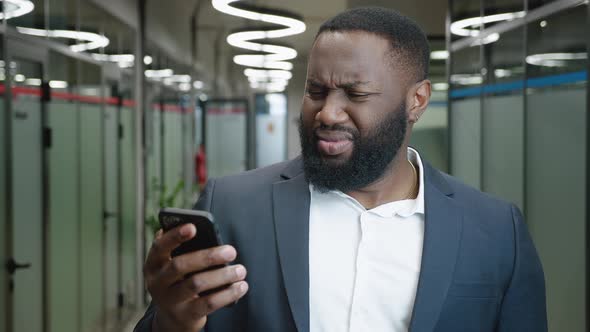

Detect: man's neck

[345,147,417,210]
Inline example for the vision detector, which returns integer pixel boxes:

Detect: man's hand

[144,223,248,332]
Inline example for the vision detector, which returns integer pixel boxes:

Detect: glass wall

[448,0,589,330]
[524,6,587,331]
[0,36,6,332]
[1,1,200,331]
[47,51,80,332]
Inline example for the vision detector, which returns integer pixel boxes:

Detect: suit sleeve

[133,179,217,332]
[496,205,547,332]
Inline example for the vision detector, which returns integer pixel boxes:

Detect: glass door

[5,38,48,332]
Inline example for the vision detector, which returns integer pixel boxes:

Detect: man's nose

[315,93,348,126]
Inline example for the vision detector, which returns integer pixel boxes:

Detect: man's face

[299,31,410,192]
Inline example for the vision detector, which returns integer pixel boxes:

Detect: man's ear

[408,80,431,124]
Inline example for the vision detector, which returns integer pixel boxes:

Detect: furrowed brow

[306,79,325,88]
[306,79,371,90]
[336,81,371,90]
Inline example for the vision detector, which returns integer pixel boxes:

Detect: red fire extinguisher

[195,144,207,188]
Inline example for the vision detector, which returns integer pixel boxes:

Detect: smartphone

[158,207,223,258]
[159,208,231,297]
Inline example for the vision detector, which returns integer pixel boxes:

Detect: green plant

[145,177,185,233]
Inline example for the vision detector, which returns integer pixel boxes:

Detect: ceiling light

[193,80,204,89]
[14,74,25,82]
[233,55,293,71]
[469,32,500,46]
[432,82,449,91]
[24,78,41,86]
[494,69,513,78]
[49,80,68,89]
[163,74,191,84]
[0,0,35,20]
[145,68,173,79]
[117,62,133,68]
[451,11,525,37]
[178,83,192,92]
[212,0,305,36]
[91,53,136,68]
[91,53,134,62]
[244,69,292,80]
[450,74,483,85]
[144,55,153,65]
[212,0,305,92]
[526,52,587,67]
[16,27,109,52]
[430,50,449,60]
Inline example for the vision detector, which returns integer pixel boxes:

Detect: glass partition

[449,1,589,330]
[481,0,525,210]
[0,36,6,332]
[47,50,80,332]
[525,5,587,331]
[77,59,104,332]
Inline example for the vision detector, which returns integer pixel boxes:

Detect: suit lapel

[272,158,310,332]
[271,158,462,332]
[409,162,463,332]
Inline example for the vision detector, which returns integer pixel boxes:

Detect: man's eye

[306,90,325,99]
[347,92,370,100]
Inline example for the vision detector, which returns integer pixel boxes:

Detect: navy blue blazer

[135,156,547,332]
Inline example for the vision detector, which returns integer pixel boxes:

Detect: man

[136,7,547,332]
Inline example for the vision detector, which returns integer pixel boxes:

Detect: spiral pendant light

[212,0,306,92]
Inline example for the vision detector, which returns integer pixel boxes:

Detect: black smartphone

[159,208,231,297]
[158,207,223,258]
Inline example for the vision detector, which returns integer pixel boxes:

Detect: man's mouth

[315,130,354,156]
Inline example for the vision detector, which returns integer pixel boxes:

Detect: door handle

[6,258,31,275]
[103,211,118,219]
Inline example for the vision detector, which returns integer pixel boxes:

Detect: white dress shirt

[309,148,425,332]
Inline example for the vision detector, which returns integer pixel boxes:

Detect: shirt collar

[309,147,426,218]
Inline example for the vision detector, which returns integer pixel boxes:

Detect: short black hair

[316,7,430,82]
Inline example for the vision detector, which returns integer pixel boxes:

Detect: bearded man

[136,7,547,332]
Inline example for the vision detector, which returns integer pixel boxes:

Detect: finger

[145,223,196,271]
[158,245,237,286]
[190,281,249,317]
[167,264,247,303]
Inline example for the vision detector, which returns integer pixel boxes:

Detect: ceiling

[95,0,449,95]
[194,0,447,60]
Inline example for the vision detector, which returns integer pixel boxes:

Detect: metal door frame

[103,63,124,324]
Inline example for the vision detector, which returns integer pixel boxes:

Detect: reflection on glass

[450,46,482,89]
[6,0,44,30]
[483,0,525,85]
[527,5,588,78]
[47,0,78,48]
[450,0,482,42]
[11,57,42,88]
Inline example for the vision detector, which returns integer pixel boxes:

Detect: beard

[299,102,408,193]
